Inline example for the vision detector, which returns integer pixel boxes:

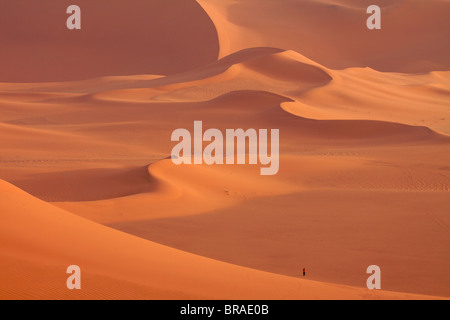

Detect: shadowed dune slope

[1,0,450,300]
[0,0,219,82]
[198,0,450,72]
[2,179,443,300]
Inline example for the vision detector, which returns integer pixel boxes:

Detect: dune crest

[1,179,445,300]
[1,0,450,299]
[197,0,450,72]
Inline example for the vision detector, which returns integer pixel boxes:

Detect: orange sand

[1,0,449,299]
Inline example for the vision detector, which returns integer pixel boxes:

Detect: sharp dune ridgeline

[0,0,449,299]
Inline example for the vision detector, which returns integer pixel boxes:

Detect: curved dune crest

[0,179,443,300]
[7,165,159,202]
[96,48,334,102]
[50,157,300,225]
[148,158,300,202]
[197,0,450,72]
[0,0,449,300]
[242,51,332,85]
[288,68,450,134]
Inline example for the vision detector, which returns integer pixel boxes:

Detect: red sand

[1,0,449,299]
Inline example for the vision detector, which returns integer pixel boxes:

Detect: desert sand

[0,0,449,299]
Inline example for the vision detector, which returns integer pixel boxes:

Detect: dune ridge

[1,179,445,300]
[1,0,449,299]
[0,0,219,82]
[196,0,450,73]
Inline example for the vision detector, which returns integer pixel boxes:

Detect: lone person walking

[303,267,306,277]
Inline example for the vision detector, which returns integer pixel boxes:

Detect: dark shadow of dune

[8,165,158,202]
[226,0,450,73]
[0,0,219,82]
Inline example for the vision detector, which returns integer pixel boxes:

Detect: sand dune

[197,0,450,72]
[1,0,449,299]
[3,179,442,300]
[287,68,450,135]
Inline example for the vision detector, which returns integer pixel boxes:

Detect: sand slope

[0,0,219,82]
[1,0,450,299]
[3,179,443,300]
[197,0,450,72]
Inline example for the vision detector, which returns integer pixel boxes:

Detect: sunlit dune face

[0,0,449,300]
[0,0,219,82]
